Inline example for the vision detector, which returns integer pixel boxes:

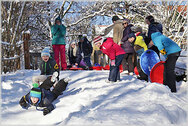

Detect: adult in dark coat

[78,35,93,69]
[19,77,70,115]
[145,15,162,56]
[68,42,82,68]
[121,19,134,75]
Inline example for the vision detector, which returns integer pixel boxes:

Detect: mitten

[20,102,29,110]
[43,108,50,116]
[111,60,115,66]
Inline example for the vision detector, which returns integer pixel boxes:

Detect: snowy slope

[1,57,188,126]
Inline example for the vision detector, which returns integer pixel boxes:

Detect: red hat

[93,36,104,45]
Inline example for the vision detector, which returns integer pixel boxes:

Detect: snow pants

[163,51,180,92]
[53,45,67,70]
[39,76,69,99]
[108,54,125,82]
[84,56,92,68]
[122,53,134,73]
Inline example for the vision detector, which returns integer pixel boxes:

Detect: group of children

[19,15,183,116]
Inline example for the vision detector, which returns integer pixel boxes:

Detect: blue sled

[140,49,160,76]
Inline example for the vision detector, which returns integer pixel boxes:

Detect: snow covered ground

[1,51,188,126]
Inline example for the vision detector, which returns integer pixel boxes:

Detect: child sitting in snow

[128,26,148,81]
[93,36,125,83]
[32,47,60,84]
[19,76,71,116]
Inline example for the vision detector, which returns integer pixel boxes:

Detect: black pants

[109,54,125,82]
[164,52,180,92]
[137,59,148,81]
[39,77,68,98]
[122,53,134,72]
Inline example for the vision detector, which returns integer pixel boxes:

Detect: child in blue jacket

[19,76,71,115]
[150,32,181,92]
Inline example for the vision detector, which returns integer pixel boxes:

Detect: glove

[51,72,58,82]
[43,108,50,116]
[20,102,29,110]
[111,60,115,66]
[160,49,166,55]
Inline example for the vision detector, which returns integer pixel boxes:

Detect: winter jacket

[113,20,124,45]
[19,88,55,112]
[78,37,93,57]
[147,22,163,42]
[134,33,148,52]
[40,57,59,76]
[68,46,82,65]
[51,17,66,45]
[121,24,134,42]
[100,37,126,60]
[151,32,181,58]
[121,39,135,53]
[132,33,148,57]
[121,24,134,53]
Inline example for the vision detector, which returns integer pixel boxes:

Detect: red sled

[69,67,83,70]
[119,64,123,73]
[103,64,110,70]
[150,61,165,84]
[92,66,103,70]
[134,66,139,76]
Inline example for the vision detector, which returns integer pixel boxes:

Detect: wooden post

[23,32,30,69]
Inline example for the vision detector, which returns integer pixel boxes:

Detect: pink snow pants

[53,45,67,70]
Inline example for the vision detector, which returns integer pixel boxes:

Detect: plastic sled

[140,49,160,76]
[134,66,139,76]
[150,61,165,84]
[69,67,83,70]
[119,64,123,73]
[103,64,110,70]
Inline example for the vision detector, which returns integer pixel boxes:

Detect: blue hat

[41,48,50,57]
[30,87,41,100]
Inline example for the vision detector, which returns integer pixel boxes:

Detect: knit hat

[123,18,130,24]
[112,16,120,22]
[146,15,155,23]
[41,47,50,57]
[30,83,41,100]
[55,16,61,22]
[131,26,142,33]
[93,36,104,45]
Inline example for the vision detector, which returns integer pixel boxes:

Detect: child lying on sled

[19,76,71,116]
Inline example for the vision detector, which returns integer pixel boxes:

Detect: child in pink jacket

[93,36,126,83]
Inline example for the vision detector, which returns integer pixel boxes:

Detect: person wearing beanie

[78,35,93,70]
[112,16,124,45]
[145,15,162,56]
[128,30,148,82]
[67,41,83,69]
[121,18,135,75]
[19,76,71,116]
[51,15,67,70]
[92,36,107,67]
[32,47,60,84]
[95,37,125,83]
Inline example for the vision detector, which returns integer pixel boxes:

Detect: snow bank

[1,68,188,126]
